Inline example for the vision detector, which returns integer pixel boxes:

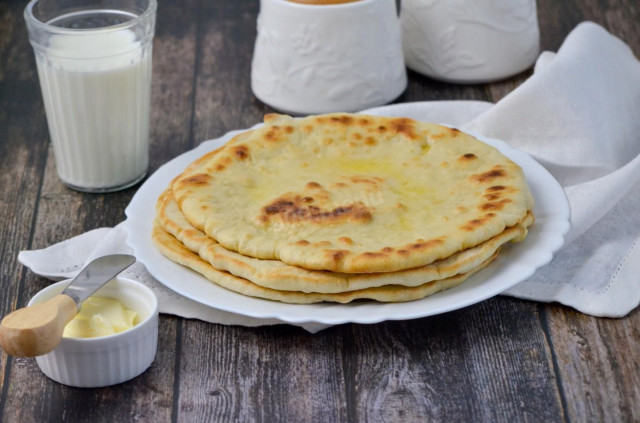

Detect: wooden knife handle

[0,294,77,357]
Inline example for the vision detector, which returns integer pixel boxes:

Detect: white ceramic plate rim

[125,114,570,325]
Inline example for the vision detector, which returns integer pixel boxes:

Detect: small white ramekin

[28,276,158,388]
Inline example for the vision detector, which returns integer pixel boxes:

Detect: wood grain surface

[0,0,638,422]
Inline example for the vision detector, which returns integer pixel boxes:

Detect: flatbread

[172,113,534,273]
[157,188,533,293]
[151,222,498,304]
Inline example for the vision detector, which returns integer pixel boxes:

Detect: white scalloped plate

[124,105,570,325]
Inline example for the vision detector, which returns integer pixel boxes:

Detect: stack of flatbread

[152,113,535,304]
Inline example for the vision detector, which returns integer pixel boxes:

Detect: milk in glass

[25,2,156,192]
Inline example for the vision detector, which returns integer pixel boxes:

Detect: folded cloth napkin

[466,21,640,316]
[368,21,640,317]
[19,22,640,333]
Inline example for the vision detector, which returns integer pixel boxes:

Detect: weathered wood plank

[344,298,565,422]
[545,306,640,422]
[0,0,50,414]
[176,323,348,422]
[191,0,268,145]
[148,0,201,169]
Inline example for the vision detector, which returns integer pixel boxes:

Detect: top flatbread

[172,113,534,273]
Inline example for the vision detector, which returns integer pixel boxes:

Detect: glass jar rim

[24,0,157,35]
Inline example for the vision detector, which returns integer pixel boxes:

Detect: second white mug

[401,0,540,83]
[251,0,407,115]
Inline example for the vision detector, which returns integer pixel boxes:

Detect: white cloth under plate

[19,22,640,332]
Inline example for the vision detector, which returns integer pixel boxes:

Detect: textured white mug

[401,0,540,83]
[251,0,407,115]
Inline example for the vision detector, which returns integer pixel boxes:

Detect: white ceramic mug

[251,0,407,115]
[401,0,540,83]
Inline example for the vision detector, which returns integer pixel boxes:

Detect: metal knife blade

[61,254,136,310]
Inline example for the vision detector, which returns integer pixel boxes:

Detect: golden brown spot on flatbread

[381,247,393,253]
[365,136,376,146]
[180,173,212,186]
[200,205,209,210]
[484,193,501,201]
[460,215,493,231]
[449,128,461,137]
[349,176,384,187]
[329,115,353,125]
[391,118,417,139]
[263,113,279,123]
[471,168,506,183]
[397,249,410,256]
[479,199,512,211]
[264,129,281,142]
[260,195,373,225]
[323,137,334,146]
[306,182,322,189]
[338,237,354,245]
[296,240,310,246]
[362,252,384,258]
[352,133,363,141]
[407,238,444,251]
[358,118,371,126]
[233,145,249,160]
[459,153,477,161]
[284,125,294,134]
[215,164,225,171]
[487,185,506,192]
[303,125,313,133]
[326,249,349,262]
[377,125,388,133]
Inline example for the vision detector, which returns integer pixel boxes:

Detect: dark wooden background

[1,0,639,421]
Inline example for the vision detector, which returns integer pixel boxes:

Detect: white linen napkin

[467,22,640,315]
[367,21,640,317]
[19,21,640,332]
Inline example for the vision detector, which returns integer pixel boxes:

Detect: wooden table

[1,1,638,421]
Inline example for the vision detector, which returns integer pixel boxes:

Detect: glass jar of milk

[24,0,156,192]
